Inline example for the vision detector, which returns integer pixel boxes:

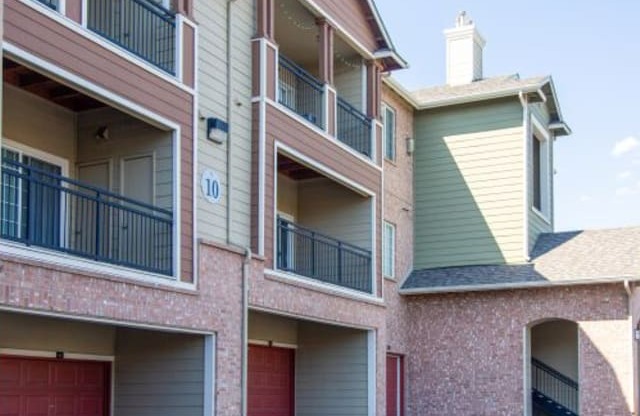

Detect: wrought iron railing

[532,358,579,416]
[87,0,177,74]
[337,96,372,158]
[1,158,173,276]
[35,0,59,10]
[278,55,325,129]
[276,217,372,293]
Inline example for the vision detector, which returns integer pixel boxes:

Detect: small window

[383,105,396,161]
[532,134,542,211]
[383,221,396,278]
[531,117,550,218]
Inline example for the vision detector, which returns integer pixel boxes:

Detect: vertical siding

[527,102,553,251]
[298,178,372,250]
[334,61,365,111]
[114,328,204,416]
[414,98,526,269]
[296,323,369,416]
[195,0,254,246]
[77,108,173,211]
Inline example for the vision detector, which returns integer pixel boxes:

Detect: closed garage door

[386,354,404,416]
[0,356,110,416]
[248,345,294,416]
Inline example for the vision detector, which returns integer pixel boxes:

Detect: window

[383,221,396,278]
[383,105,396,161]
[531,117,550,218]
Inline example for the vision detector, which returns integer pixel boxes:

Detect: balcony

[337,96,372,157]
[277,217,372,293]
[1,158,173,275]
[87,0,177,75]
[278,55,324,129]
[29,0,181,75]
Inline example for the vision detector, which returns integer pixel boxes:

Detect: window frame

[382,220,396,279]
[383,104,396,162]
[530,116,551,221]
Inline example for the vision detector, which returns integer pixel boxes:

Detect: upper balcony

[8,0,195,84]
[1,58,179,279]
[253,0,385,162]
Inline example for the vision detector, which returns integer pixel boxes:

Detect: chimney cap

[456,11,472,27]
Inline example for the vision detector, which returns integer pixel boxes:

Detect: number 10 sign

[201,169,222,204]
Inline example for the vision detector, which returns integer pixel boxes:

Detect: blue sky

[375,0,640,231]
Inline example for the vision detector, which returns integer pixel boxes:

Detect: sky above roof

[376,0,640,232]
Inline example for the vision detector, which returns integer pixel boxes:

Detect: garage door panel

[77,397,104,416]
[0,394,20,416]
[52,363,78,388]
[0,361,22,387]
[22,395,49,416]
[248,346,294,416]
[23,362,49,388]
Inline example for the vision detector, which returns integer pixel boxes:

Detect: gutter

[399,276,640,296]
[241,247,251,416]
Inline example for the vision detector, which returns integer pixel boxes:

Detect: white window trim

[530,115,551,222]
[383,221,396,279]
[382,103,397,162]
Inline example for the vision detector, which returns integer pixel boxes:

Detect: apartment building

[1,1,639,416]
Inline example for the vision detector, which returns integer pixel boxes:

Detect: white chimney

[444,12,486,86]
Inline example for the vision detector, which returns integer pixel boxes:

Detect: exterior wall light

[206,117,229,144]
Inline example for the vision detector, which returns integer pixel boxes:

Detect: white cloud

[611,136,640,157]
[615,186,637,197]
[617,170,632,181]
[579,195,592,202]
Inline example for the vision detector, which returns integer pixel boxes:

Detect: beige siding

[414,98,525,269]
[77,108,173,211]
[298,178,372,250]
[114,328,204,416]
[0,312,115,356]
[277,173,299,219]
[195,0,254,246]
[527,102,554,251]
[334,61,365,111]
[2,84,76,161]
[296,323,369,416]
[248,311,298,345]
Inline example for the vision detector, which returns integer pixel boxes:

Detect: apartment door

[76,162,110,258]
[386,354,404,416]
[0,355,110,416]
[119,155,153,268]
[248,345,295,416]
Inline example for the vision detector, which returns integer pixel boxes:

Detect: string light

[335,52,362,69]
[280,3,315,31]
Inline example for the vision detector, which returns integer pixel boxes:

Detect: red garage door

[0,356,110,416]
[386,354,404,416]
[248,345,294,416]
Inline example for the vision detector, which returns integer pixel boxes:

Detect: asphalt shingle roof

[411,74,549,107]
[402,227,640,292]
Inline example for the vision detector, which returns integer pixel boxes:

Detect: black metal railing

[532,358,579,416]
[276,217,372,293]
[278,55,324,129]
[35,0,59,10]
[337,96,372,158]
[1,158,173,276]
[87,0,177,74]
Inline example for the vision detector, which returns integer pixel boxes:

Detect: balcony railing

[35,0,59,10]
[532,358,579,416]
[276,217,372,293]
[337,96,372,158]
[87,0,177,74]
[278,55,324,129]
[1,158,173,276]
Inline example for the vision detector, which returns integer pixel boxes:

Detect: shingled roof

[401,227,640,294]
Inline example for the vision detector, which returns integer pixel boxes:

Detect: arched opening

[526,319,579,416]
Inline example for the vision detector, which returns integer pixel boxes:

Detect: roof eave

[399,275,639,295]
[414,84,543,110]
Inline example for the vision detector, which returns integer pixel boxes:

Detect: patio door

[1,146,64,248]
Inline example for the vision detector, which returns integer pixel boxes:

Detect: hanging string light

[335,52,362,69]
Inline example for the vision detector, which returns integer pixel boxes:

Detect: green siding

[414,98,526,269]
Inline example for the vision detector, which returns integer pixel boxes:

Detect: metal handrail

[87,0,177,74]
[35,0,59,10]
[278,55,325,128]
[276,217,372,293]
[278,55,324,92]
[336,96,372,157]
[1,158,173,276]
[531,358,579,415]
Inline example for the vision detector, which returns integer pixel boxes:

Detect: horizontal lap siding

[414,99,525,269]
[263,104,382,286]
[5,2,194,281]
[314,0,378,52]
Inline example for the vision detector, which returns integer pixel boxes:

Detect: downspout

[241,247,251,416]
[226,0,238,245]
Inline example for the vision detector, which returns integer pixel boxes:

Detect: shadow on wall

[413,98,526,269]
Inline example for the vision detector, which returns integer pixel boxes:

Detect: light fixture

[206,117,229,144]
[406,137,415,155]
[94,126,110,142]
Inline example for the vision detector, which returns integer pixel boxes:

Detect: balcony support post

[256,0,275,40]
[365,60,382,120]
[317,19,334,86]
